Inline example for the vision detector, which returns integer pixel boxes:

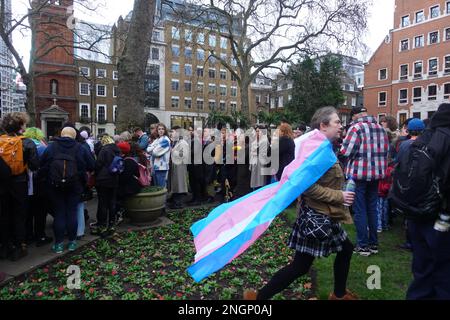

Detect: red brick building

[31,0,77,138]
[364,0,450,125]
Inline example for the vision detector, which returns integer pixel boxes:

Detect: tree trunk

[23,72,36,127]
[240,79,250,118]
[116,0,156,132]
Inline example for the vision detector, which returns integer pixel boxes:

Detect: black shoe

[398,243,412,251]
[36,236,53,247]
[9,244,28,262]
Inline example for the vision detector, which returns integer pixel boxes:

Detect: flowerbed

[0,208,312,300]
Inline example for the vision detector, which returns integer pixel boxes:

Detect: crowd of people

[1,103,449,300]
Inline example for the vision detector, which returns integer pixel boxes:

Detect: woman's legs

[76,202,85,237]
[333,238,354,297]
[257,251,315,300]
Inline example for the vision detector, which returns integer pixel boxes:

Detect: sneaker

[51,243,64,254]
[243,289,258,300]
[67,241,77,252]
[353,247,371,257]
[329,290,359,300]
[369,245,379,254]
[36,236,53,247]
[377,229,382,233]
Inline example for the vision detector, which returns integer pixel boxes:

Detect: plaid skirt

[287,203,348,258]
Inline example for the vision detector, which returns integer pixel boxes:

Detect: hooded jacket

[95,143,121,188]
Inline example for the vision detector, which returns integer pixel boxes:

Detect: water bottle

[343,176,356,207]
[434,213,450,232]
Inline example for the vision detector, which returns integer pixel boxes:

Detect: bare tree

[0,0,112,125]
[116,0,157,132]
[167,0,370,116]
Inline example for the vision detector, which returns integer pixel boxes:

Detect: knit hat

[350,106,367,118]
[101,135,115,146]
[80,131,89,139]
[407,118,425,131]
[61,127,77,139]
[117,142,131,155]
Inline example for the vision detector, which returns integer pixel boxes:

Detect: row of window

[79,67,118,80]
[399,28,450,51]
[400,2,450,27]
[378,83,450,106]
[171,46,235,64]
[79,83,117,97]
[171,27,228,50]
[79,104,117,123]
[170,97,237,111]
[170,80,238,96]
[378,56,450,81]
[171,63,238,80]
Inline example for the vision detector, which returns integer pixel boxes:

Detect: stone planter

[124,188,167,224]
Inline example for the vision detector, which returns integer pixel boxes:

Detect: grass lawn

[283,206,413,300]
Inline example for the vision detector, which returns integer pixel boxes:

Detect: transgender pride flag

[187,130,337,282]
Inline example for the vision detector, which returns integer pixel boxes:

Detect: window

[184,98,192,109]
[413,87,422,102]
[446,28,450,41]
[231,57,237,66]
[171,63,180,74]
[185,64,192,76]
[209,100,216,110]
[171,97,179,108]
[171,80,179,91]
[428,85,437,100]
[379,68,387,80]
[113,105,117,123]
[231,86,237,97]
[209,34,216,47]
[429,31,439,44]
[231,73,238,82]
[97,105,106,122]
[414,35,424,48]
[230,102,237,111]
[80,104,90,118]
[113,71,118,80]
[151,48,159,60]
[185,47,192,60]
[220,101,226,111]
[197,49,205,61]
[184,81,191,92]
[113,86,117,98]
[429,58,438,76]
[351,97,357,107]
[197,82,204,93]
[209,56,216,65]
[399,113,407,126]
[288,95,292,101]
[416,10,424,23]
[399,89,408,104]
[445,56,450,73]
[152,31,161,42]
[197,33,204,44]
[208,84,216,95]
[219,85,227,96]
[400,64,408,80]
[79,83,90,96]
[413,112,421,119]
[447,1,450,14]
[172,27,180,40]
[430,5,440,19]
[220,53,227,62]
[220,70,227,80]
[208,68,216,79]
[80,67,90,77]
[279,96,284,108]
[400,39,409,51]
[185,29,192,42]
[197,99,204,110]
[414,61,423,78]
[220,37,227,49]
[97,84,106,97]
[401,15,410,27]
[444,83,450,99]
[96,69,106,78]
[172,45,180,57]
[378,92,387,106]
[197,66,204,77]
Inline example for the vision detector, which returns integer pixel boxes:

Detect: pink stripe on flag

[228,221,272,263]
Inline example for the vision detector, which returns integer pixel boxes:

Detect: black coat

[0,156,11,195]
[95,143,121,188]
[118,158,142,198]
[276,136,295,181]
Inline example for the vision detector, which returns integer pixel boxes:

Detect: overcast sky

[12,0,395,69]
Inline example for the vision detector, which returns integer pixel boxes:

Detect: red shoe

[329,290,358,300]
[243,289,258,300]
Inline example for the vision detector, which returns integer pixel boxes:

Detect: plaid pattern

[288,204,349,258]
[340,116,389,181]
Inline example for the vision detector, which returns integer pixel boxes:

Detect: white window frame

[96,69,106,78]
[399,38,409,51]
[378,91,387,106]
[230,102,237,111]
[428,84,438,100]
[208,99,216,110]
[399,64,409,80]
[185,47,192,59]
[220,69,227,80]
[172,26,180,40]
[415,10,425,23]
[185,64,192,76]
[79,83,90,96]
[96,84,107,97]
[197,48,205,61]
[113,86,118,98]
[430,5,440,19]
[414,60,423,78]
[184,97,192,109]
[208,84,216,95]
[96,104,107,122]
[208,68,216,79]
[185,29,192,42]
[219,100,226,111]
[447,1,450,14]
[414,34,424,48]
[219,85,227,96]
[399,89,408,105]
[428,30,440,45]
[79,103,90,118]
[171,79,180,91]
[196,99,204,110]
[80,67,90,77]
[197,82,204,93]
[220,37,227,49]
[171,62,180,74]
[401,15,410,27]
[428,57,438,76]
[378,68,388,80]
[443,83,450,99]
[209,34,216,47]
[444,55,450,73]
[197,32,204,44]
[184,80,192,92]
[113,71,118,80]
[113,105,117,122]
[412,87,422,102]
[171,96,180,108]
[151,47,159,60]
[278,96,284,108]
[445,27,450,41]
[171,44,180,57]
[231,86,237,97]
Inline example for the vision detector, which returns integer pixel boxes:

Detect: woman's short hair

[310,107,338,130]
[379,115,398,131]
[1,112,30,134]
[156,123,168,136]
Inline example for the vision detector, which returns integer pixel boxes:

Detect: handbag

[299,207,333,240]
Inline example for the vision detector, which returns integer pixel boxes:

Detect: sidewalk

[0,198,177,285]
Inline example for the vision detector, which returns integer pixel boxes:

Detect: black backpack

[49,142,80,190]
[389,131,442,222]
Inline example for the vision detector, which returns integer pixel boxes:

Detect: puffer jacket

[95,143,121,188]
